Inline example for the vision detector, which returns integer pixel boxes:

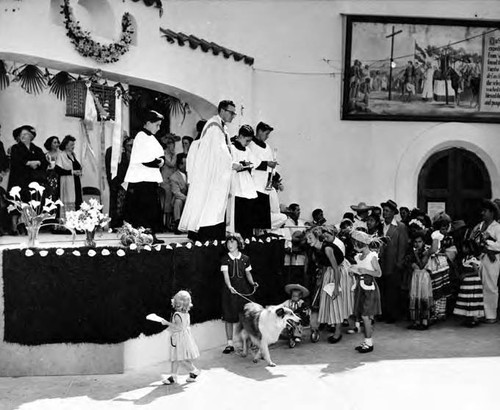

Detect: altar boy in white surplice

[227,125,258,238]
[247,122,277,231]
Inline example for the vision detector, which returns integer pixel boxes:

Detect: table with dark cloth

[2,239,285,345]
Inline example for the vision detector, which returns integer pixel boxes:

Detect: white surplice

[227,142,258,233]
[124,130,164,183]
[179,115,232,232]
[248,139,274,194]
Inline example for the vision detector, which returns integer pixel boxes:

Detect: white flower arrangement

[8,182,64,245]
[64,198,110,233]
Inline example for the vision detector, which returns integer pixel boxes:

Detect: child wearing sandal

[161,290,200,385]
[221,233,258,354]
[349,230,382,353]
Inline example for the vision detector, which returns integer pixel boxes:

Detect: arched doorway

[418,148,492,226]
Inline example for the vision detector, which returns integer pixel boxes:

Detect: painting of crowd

[343,17,499,121]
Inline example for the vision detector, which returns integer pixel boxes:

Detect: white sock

[227,340,233,346]
[365,338,373,346]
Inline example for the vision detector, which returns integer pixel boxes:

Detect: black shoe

[358,344,374,353]
[416,324,428,331]
[327,334,342,344]
[152,237,165,245]
[222,345,234,354]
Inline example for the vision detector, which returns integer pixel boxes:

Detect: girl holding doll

[349,230,382,353]
[160,290,200,385]
[220,233,258,354]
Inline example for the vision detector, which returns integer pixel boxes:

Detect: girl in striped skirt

[428,213,453,322]
[453,257,484,327]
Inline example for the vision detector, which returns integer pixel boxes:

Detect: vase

[26,223,41,248]
[85,229,97,247]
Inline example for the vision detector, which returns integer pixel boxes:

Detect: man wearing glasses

[179,100,242,241]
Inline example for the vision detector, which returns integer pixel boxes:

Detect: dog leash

[234,286,258,304]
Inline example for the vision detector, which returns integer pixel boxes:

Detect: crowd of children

[157,197,500,382]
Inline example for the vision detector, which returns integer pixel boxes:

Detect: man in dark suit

[379,199,409,323]
[169,153,188,234]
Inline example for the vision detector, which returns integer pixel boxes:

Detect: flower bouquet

[116,222,154,249]
[64,198,111,247]
[7,182,64,247]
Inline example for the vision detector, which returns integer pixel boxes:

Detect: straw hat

[350,202,374,212]
[284,283,310,298]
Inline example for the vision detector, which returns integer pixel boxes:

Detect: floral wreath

[61,0,135,64]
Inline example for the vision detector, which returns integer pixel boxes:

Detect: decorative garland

[61,0,135,64]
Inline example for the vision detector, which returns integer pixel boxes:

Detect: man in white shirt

[179,100,240,241]
[248,122,277,231]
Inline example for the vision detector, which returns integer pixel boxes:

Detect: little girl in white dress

[161,290,200,385]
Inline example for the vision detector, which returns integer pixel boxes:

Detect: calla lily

[7,204,17,213]
[28,182,45,194]
[43,204,57,212]
[29,200,41,209]
[9,186,21,199]
[54,200,64,207]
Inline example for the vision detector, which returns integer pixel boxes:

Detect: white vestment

[179,115,232,232]
[124,130,164,183]
[227,142,258,233]
[248,140,274,194]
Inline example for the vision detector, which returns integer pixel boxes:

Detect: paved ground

[1,319,499,410]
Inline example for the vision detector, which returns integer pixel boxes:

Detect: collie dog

[237,302,300,367]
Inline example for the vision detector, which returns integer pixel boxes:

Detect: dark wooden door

[417,148,491,227]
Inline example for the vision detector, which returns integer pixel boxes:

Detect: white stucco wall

[162,0,500,222]
[1,0,500,223]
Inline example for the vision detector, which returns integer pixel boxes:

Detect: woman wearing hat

[8,125,48,234]
[306,226,353,344]
[470,200,500,323]
[124,110,166,244]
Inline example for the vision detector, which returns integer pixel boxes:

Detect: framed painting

[342,15,500,123]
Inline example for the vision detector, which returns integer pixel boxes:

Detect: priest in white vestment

[179,100,238,241]
[248,122,277,230]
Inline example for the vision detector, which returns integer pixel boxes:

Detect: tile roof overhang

[160,28,254,66]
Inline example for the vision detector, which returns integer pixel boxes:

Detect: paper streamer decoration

[110,91,122,179]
